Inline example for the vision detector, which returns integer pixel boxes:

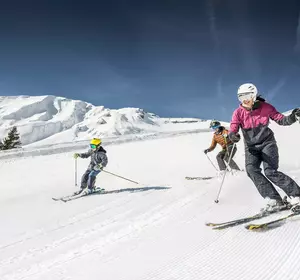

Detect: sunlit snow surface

[1,113,300,280]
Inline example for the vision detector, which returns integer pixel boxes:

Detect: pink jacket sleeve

[268,103,296,125]
[268,104,284,122]
[229,109,240,133]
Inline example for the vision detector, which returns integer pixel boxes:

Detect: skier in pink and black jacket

[228,83,300,212]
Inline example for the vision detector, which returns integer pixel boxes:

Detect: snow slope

[0,95,213,147]
[0,117,300,280]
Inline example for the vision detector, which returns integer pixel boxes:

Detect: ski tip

[52,197,67,202]
[245,224,264,230]
[211,226,224,231]
[205,222,217,227]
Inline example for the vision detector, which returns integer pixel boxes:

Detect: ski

[245,210,300,231]
[205,213,262,228]
[61,188,106,202]
[52,188,105,202]
[206,205,291,230]
[185,176,214,180]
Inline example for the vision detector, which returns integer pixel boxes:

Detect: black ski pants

[216,144,240,171]
[245,141,300,200]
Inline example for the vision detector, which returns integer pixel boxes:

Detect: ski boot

[82,186,105,195]
[290,196,300,213]
[291,205,300,213]
[282,196,292,209]
[260,197,287,214]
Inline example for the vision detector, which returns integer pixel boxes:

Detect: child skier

[204,120,240,174]
[73,138,108,194]
[228,83,300,211]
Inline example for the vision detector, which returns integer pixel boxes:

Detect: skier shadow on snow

[92,186,171,196]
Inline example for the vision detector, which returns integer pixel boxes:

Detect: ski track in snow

[1,186,211,279]
[1,124,300,280]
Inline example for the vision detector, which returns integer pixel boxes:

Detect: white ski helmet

[237,83,258,103]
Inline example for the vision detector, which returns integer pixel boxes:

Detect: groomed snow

[0,118,300,280]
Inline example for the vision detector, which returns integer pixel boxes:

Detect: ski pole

[214,143,236,203]
[102,169,139,184]
[206,152,232,173]
[224,137,233,175]
[206,154,218,171]
[74,158,78,187]
[225,144,238,175]
[224,157,233,175]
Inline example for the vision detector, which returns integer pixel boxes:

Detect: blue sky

[0,0,300,121]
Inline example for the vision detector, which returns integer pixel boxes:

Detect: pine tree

[2,126,22,150]
[0,140,3,150]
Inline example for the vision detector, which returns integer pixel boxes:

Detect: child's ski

[52,188,105,202]
[185,176,214,180]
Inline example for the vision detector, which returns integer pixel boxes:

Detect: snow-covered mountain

[0,95,210,146]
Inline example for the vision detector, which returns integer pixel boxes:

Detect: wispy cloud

[206,0,220,51]
[206,0,225,102]
[265,77,286,102]
[216,75,224,99]
[240,38,261,80]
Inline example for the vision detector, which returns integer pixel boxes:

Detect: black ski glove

[204,149,210,154]
[229,132,241,143]
[292,108,300,118]
[288,108,300,123]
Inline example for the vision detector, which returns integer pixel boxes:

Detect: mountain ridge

[0,95,208,146]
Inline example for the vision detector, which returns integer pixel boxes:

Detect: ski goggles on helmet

[238,92,255,103]
[210,121,220,130]
[210,125,220,130]
[90,144,98,149]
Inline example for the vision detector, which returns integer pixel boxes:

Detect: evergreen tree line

[0,126,22,150]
